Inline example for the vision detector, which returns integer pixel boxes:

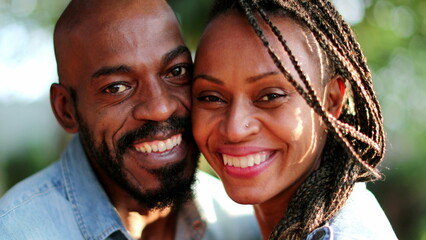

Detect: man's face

[56,1,198,209]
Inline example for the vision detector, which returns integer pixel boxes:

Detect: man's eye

[166,66,187,78]
[104,84,130,94]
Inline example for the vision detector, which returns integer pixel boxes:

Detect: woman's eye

[197,95,224,102]
[166,66,187,78]
[104,84,130,94]
[257,93,286,102]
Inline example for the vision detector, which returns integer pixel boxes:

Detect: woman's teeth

[134,134,182,153]
[222,152,268,168]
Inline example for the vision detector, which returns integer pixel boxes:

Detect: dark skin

[192,12,345,239]
[50,0,196,239]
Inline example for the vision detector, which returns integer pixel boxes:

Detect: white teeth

[233,157,241,167]
[222,152,268,168]
[158,141,166,152]
[134,134,182,153]
[240,157,248,168]
[144,143,152,153]
[247,155,254,167]
[151,144,158,152]
[166,139,173,149]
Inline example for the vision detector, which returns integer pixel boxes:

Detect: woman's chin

[226,190,267,205]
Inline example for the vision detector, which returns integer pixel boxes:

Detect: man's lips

[132,134,182,154]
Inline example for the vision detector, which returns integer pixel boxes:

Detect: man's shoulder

[0,161,78,238]
[193,171,260,240]
[330,183,398,239]
[0,161,64,212]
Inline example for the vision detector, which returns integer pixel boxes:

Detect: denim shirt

[0,135,260,240]
[306,183,398,240]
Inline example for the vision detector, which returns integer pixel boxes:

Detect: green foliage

[354,1,426,239]
[168,0,213,49]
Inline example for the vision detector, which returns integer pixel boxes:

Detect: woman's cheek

[192,109,210,147]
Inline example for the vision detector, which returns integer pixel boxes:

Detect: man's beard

[77,115,200,211]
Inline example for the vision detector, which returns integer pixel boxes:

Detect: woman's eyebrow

[193,74,224,85]
[193,71,280,85]
[246,71,280,83]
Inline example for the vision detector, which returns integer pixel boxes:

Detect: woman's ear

[50,83,79,133]
[324,76,346,118]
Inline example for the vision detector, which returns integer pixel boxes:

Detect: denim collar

[60,135,131,239]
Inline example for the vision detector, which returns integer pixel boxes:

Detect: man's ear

[50,83,79,133]
[324,76,346,118]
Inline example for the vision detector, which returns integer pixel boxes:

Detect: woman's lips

[222,151,269,168]
[217,147,276,178]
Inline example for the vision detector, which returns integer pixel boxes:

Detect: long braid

[285,0,384,168]
[208,0,386,239]
[283,0,383,143]
[312,0,385,157]
[246,0,382,175]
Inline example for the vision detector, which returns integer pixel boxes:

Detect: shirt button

[306,225,332,240]
[311,229,326,240]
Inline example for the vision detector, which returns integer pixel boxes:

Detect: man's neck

[117,206,177,240]
[89,160,178,240]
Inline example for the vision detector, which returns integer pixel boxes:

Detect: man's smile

[133,134,182,154]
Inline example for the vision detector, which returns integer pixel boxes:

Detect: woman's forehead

[197,11,325,87]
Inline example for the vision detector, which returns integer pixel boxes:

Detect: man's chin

[120,156,198,210]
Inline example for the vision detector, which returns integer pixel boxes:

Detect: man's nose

[132,79,178,122]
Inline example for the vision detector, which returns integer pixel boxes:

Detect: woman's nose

[220,100,260,143]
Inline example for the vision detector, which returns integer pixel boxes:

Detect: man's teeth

[222,152,268,168]
[134,134,182,153]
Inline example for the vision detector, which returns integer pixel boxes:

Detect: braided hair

[208,0,385,239]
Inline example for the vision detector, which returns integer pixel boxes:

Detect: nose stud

[245,123,249,128]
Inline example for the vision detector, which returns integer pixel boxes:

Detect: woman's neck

[253,182,301,239]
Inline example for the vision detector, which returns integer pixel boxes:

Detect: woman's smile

[219,150,277,178]
[192,12,329,205]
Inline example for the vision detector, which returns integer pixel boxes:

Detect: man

[0,0,259,239]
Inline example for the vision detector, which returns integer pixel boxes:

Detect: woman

[191,0,398,239]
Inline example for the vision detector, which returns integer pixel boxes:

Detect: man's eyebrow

[92,65,133,78]
[162,45,191,66]
[192,74,223,85]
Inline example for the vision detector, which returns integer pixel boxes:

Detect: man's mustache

[116,115,191,155]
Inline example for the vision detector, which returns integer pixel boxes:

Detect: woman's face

[192,12,343,204]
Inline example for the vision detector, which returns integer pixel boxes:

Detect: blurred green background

[0,0,425,239]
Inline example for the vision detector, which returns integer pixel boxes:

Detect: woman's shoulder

[329,182,398,239]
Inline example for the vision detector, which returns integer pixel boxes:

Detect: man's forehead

[76,13,184,57]
[54,0,183,84]
[74,2,175,33]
